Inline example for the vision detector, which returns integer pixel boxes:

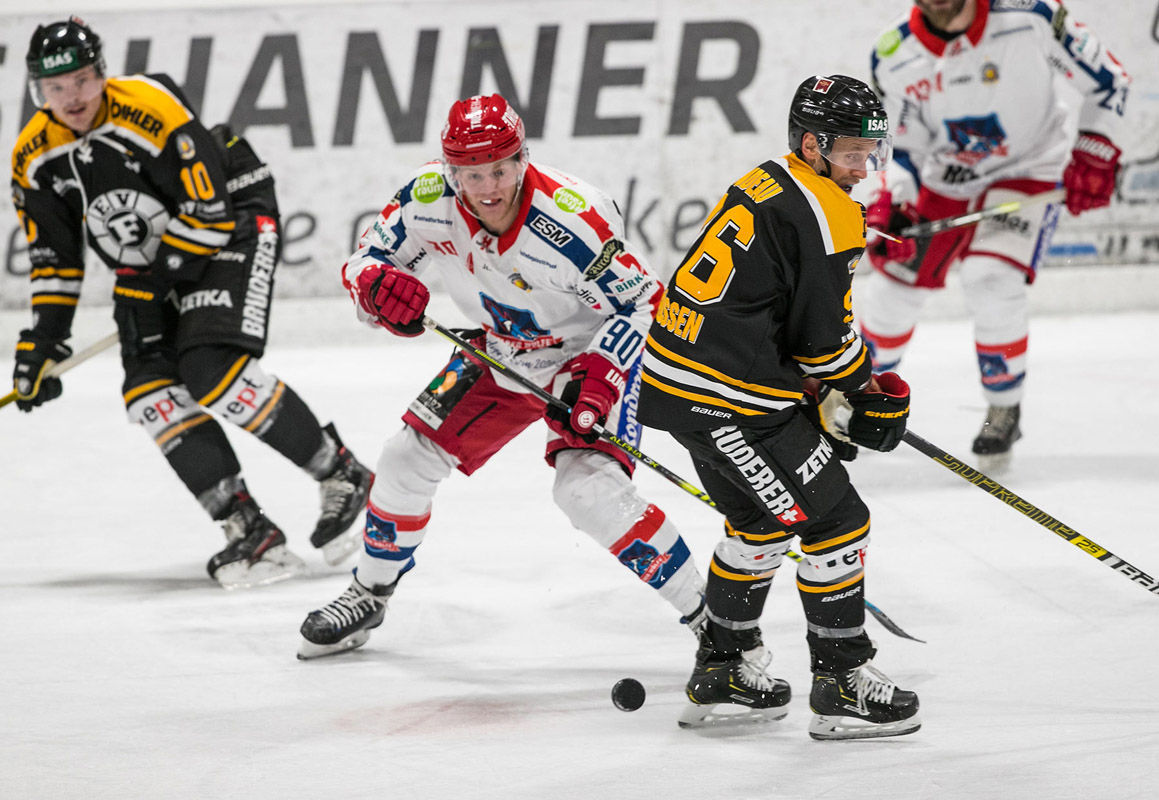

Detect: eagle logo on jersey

[944,114,1009,165]
[85,190,171,267]
[479,293,556,347]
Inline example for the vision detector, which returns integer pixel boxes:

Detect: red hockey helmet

[441,94,527,168]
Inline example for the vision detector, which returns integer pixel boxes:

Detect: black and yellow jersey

[11,74,263,340]
[637,153,873,433]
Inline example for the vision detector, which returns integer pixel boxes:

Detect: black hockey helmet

[26,16,105,80]
[788,75,891,170]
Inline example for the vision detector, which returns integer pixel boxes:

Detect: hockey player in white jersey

[860,0,1129,466]
[298,94,707,658]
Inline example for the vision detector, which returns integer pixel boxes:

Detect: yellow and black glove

[13,329,72,412]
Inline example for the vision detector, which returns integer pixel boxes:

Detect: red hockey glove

[1062,132,1121,216]
[865,190,919,270]
[845,372,910,453]
[545,352,626,446]
[356,265,429,337]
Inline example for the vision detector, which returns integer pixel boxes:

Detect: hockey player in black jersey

[638,75,920,739]
[10,17,372,588]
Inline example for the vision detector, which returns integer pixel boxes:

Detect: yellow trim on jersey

[800,520,871,554]
[646,334,801,399]
[100,76,194,153]
[155,414,213,447]
[825,348,870,380]
[198,355,249,406]
[177,214,235,231]
[798,571,864,594]
[641,371,766,417]
[161,233,219,256]
[113,285,155,301]
[30,267,85,280]
[11,113,82,188]
[784,153,866,255]
[124,378,176,404]
[794,338,859,365]
[243,380,285,432]
[725,520,794,543]
[710,558,778,582]
[30,294,79,307]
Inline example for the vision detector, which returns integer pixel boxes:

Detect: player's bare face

[916,0,972,31]
[39,66,105,134]
[454,157,523,235]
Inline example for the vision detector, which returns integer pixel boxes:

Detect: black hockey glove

[845,372,910,453]
[12,329,72,412]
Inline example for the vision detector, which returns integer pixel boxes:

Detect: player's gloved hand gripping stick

[2,331,120,411]
[422,315,924,642]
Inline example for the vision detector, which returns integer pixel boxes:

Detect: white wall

[1,0,1157,313]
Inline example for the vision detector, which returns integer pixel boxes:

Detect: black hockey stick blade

[865,599,926,643]
[904,430,1159,598]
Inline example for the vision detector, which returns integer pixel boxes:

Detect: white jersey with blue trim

[870,0,1130,202]
[342,161,662,391]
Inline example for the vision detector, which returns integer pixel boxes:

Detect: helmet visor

[820,134,893,172]
[28,61,105,109]
[444,154,526,197]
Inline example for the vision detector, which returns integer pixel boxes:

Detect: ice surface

[2,297,1157,799]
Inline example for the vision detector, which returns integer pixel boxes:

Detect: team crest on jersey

[86,190,171,267]
[944,114,1009,165]
[479,293,558,349]
[981,62,1000,84]
[509,271,531,291]
[176,133,196,160]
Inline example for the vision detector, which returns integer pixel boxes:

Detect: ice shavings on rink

[2,297,1157,799]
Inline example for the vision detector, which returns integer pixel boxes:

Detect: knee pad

[368,425,456,516]
[124,379,212,450]
[552,449,646,545]
[712,520,793,575]
[179,346,284,433]
[554,449,701,612]
[796,492,871,587]
[857,271,933,372]
[959,256,1028,331]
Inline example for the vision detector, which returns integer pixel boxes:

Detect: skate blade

[808,712,921,741]
[321,526,362,566]
[677,701,789,730]
[215,546,306,590]
[297,629,372,660]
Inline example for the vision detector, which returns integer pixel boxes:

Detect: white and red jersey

[342,162,662,390]
[870,0,1130,202]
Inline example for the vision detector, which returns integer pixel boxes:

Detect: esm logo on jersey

[86,190,170,267]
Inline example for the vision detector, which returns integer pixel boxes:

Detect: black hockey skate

[309,423,373,566]
[678,624,791,730]
[207,493,305,590]
[808,660,920,740]
[972,404,1021,471]
[297,577,395,660]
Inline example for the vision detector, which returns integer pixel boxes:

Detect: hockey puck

[611,678,646,712]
